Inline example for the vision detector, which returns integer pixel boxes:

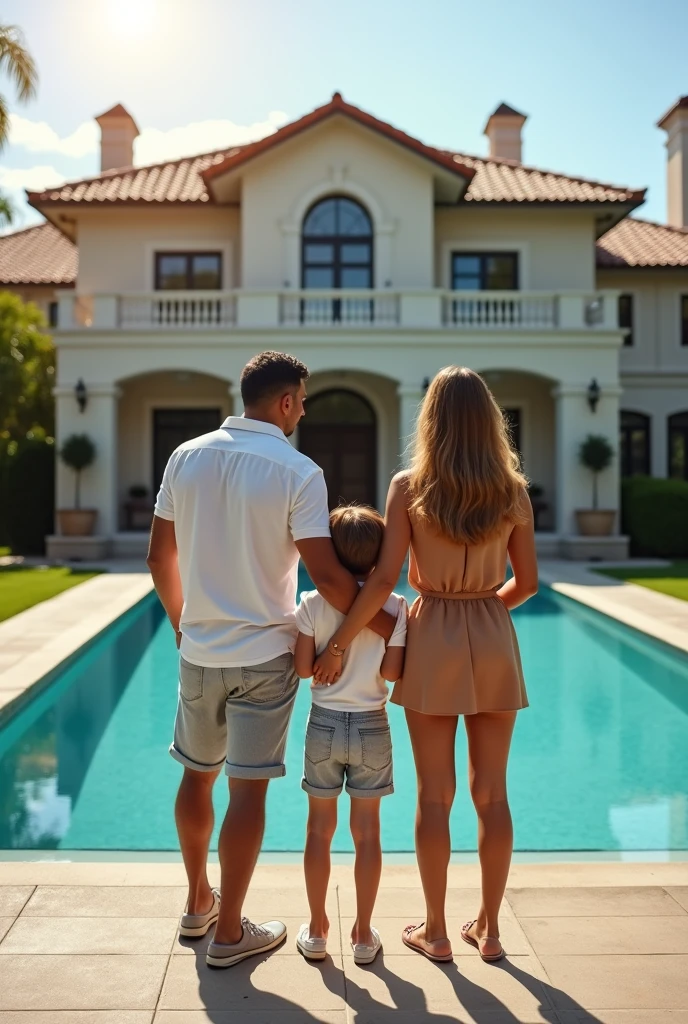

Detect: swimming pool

[1,574,687,854]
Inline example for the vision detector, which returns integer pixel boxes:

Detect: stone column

[229,383,244,416]
[397,384,425,467]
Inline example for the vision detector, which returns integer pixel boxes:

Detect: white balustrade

[280,290,400,327]
[442,291,557,328]
[119,292,237,328]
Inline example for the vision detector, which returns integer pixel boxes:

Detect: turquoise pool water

[1,575,687,853]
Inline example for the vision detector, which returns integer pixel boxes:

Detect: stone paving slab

[507,885,686,917]
[0,954,168,1010]
[539,954,688,1010]
[0,1015,154,1024]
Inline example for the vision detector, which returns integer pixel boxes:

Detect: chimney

[658,96,688,229]
[484,103,527,163]
[95,103,140,172]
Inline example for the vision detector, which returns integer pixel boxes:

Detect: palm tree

[0,24,37,226]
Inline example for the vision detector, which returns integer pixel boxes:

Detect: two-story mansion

[3,92,688,559]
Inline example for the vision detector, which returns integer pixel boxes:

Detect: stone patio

[0,862,687,1021]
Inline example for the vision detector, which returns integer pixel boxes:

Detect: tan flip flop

[460,919,505,962]
[402,923,453,962]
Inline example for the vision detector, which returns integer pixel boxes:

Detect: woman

[313,366,538,963]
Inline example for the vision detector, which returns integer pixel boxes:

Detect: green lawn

[0,566,101,622]
[596,562,688,602]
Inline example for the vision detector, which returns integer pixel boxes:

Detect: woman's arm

[313,474,412,683]
[380,645,405,683]
[497,493,539,610]
[294,631,316,679]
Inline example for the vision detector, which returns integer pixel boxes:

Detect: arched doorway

[299,390,377,509]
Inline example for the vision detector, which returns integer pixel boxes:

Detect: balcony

[56,289,621,333]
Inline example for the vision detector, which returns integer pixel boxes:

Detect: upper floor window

[682,295,688,346]
[155,252,222,290]
[302,197,373,290]
[619,294,634,346]
[620,411,650,477]
[668,411,688,480]
[451,252,519,291]
[48,301,58,328]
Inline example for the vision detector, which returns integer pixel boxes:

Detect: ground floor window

[620,411,650,477]
[298,389,377,509]
[668,411,688,480]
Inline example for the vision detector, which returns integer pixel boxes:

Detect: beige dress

[390,517,528,716]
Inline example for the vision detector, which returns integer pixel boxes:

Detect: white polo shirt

[154,416,331,667]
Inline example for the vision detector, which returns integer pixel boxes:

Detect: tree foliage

[0,291,55,440]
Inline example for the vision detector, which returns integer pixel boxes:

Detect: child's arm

[380,645,405,682]
[294,631,316,679]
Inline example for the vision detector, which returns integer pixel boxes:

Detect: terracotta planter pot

[58,509,98,537]
[575,510,616,537]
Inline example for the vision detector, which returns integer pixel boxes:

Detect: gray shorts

[302,704,393,800]
[170,652,299,779]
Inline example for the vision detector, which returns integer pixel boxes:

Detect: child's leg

[304,795,338,939]
[350,797,382,946]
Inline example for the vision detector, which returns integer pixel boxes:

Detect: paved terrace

[0,862,687,1021]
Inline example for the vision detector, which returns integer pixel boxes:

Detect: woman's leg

[405,708,458,956]
[349,797,382,947]
[464,710,517,958]
[303,796,338,939]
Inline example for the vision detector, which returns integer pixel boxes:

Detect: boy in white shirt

[293,505,408,965]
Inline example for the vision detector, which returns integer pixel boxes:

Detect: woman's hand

[313,647,343,685]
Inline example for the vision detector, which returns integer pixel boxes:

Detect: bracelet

[327,641,345,657]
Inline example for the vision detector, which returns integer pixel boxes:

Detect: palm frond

[0,95,9,151]
[0,24,38,102]
[0,193,14,225]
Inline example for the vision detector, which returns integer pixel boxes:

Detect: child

[293,504,407,965]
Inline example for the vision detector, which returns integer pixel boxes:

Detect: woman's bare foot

[461,919,504,960]
[403,922,453,960]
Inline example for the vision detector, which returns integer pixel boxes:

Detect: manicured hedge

[621,476,688,558]
[0,438,55,555]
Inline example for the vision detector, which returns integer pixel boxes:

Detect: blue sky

[2,0,687,229]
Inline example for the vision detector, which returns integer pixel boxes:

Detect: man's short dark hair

[329,504,384,576]
[240,351,309,407]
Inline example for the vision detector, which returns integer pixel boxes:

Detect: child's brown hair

[329,504,384,577]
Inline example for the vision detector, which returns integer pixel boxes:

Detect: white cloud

[9,114,98,158]
[133,111,289,165]
[0,165,66,233]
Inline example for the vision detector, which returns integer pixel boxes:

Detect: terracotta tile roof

[0,222,77,285]
[596,217,688,267]
[27,95,644,212]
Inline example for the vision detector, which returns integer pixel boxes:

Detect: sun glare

[107,0,157,35]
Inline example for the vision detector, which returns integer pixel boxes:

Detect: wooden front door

[153,408,222,491]
[299,390,377,509]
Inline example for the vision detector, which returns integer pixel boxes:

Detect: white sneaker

[206,918,287,968]
[296,923,327,961]
[179,888,220,937]
[351,926,382,965]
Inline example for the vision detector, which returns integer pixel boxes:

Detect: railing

[280,290,400,327]
[55,289,620,332]
[119,292,237,328]
[442,291,557,328]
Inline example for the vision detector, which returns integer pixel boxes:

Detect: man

[147,350,394,968]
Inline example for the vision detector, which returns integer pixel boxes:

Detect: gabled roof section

[597,217,688,268]
[657,96,688,130]
[490,102,527,119]
[0,222,77,285]
[201,92,476,192]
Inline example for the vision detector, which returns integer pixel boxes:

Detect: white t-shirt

[295,588,408,712]
[154,416,331,667]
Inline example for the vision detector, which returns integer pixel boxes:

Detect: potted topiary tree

[125,483,154,530]
[57,434,98,536]
[575,434,616,536]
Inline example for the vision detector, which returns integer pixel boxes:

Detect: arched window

[302,196,373,290]
[620,411,651,477]
[668,411,688,480]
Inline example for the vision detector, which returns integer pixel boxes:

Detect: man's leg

[213,777,270,945]
[175,766,221,914]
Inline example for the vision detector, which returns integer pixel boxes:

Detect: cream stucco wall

[435,208,599,291]
[597,269,688,373]
[239,117,435,289]
[74,208,240,293]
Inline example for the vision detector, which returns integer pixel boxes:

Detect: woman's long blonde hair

[408,366,528,545]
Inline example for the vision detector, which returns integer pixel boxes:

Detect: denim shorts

[170,652,299,779]
[302,704,393,799]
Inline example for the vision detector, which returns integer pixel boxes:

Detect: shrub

[4,437,55,554]
[60,434,96,509]
[621,476,688,557]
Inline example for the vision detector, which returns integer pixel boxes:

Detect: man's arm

[147,516,184,647]
[295,537,396,644]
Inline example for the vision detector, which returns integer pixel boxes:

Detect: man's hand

[313,647,343,685]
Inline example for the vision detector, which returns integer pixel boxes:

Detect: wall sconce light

[422,377,430,393]
[587,378,601,413]
[75,378,87,413]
